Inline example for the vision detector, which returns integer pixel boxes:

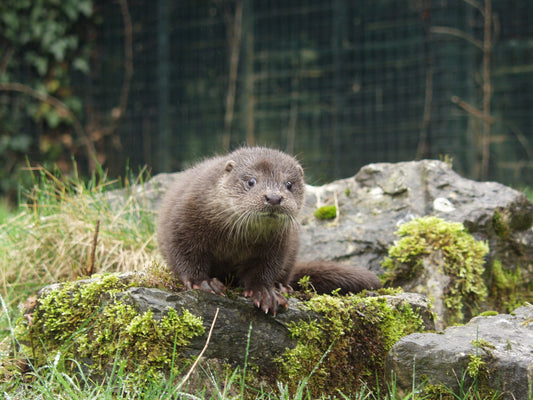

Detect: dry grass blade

[174,307,220,395]
[0,165,157,307]
[86,220,100,276]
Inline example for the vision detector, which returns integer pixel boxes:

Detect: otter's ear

[225,160,236,173]
[297,165,304,177]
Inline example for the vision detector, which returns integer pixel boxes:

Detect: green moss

[489,259,532,313]
[344,188,351,197]
[138,260,182,291]
[492,210,510,239]
[439,154,454,168]
[478,310,498,317]
[313,205,337,220]
[15,273,204,384]
[471,339,495,352]
[424,383,457,399]
[466,353,487,379]
[277,289,424,396]
[383,216,489,324]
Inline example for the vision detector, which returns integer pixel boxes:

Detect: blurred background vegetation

[1,0,533,205]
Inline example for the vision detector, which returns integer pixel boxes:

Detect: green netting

[5,0,533,186]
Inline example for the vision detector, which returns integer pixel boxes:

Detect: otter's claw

[244,286,288,315]
[276,282,293,294]
[186,277,226,295]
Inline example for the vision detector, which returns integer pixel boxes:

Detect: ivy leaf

[50,39,69,62]
[78,0,93,17]
[73,58,90,74]
[1,11,20,36]
[25,52,49,76]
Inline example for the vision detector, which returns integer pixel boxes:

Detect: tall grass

[0,165,156,310]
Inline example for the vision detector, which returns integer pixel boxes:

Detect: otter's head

[218,147,305,236]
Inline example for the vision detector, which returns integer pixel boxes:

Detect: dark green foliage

[0,0,94,199]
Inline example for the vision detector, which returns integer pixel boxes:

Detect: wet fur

[157,147,382,314]
[290,261,382,294]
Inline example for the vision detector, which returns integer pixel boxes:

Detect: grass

[0,164,156,311]
[0,165,524,399]
[0,198,13,225]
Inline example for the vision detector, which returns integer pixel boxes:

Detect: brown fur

[290,261,382,294]
[157,147,381,314]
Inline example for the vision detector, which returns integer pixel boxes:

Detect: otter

[157,147,382,315]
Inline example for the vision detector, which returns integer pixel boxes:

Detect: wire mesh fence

[3,0,533,187]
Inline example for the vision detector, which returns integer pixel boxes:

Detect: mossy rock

[11,272,433,396]
[383,216,533,326]
[313,205,337,220]
[383,216,489,326]
[14,273,205,386]
[386,305,533,399]
[278,290,431,396]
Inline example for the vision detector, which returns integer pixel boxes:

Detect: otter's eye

[286,181,293,191]
[247,178,257,187]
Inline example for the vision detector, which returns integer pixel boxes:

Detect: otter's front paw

[184,277,226,295]
[243,286,288,315]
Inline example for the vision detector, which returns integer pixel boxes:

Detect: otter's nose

[264,193,283,205]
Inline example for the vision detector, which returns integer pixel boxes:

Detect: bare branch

[461,0,485,15]
[416,57,433,159]
[451,96,495,124]
[430,26,483,50]
[86,220,100,276]
[480,0,493,180]
[104,0,133,136]
[0,82,97,162]
[219,0,243,150]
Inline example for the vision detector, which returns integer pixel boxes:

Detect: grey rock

[121,285,434,372]
[298,160,533,327]
[32,273,434,375]
[399,249,451,330]
[122,286,314,372]
[385,305,533,399]
[299,160,533,280]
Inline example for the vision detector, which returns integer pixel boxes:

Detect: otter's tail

[290,261,382,294]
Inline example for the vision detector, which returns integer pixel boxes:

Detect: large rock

[121,285,434,372]
[26,273,434,394]
[385,305,533,399]
[300,160,533,326]
[299,160,533,278]
[122,287,313,372]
